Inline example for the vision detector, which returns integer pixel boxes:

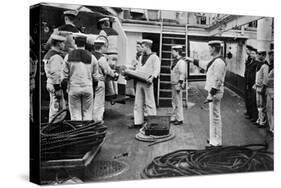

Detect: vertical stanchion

[184,24,189,108]
[157,19,163,107]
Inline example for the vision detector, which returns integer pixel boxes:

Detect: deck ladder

[158,22,189,108]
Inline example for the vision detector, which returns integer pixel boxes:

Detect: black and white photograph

[29,2,274,185]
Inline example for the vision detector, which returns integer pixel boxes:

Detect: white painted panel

[189,41,210,76]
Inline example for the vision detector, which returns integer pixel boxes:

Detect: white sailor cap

[96,35,109,45]
[72,33,87,39]
[172,45,183,50]
[94,39,106,45]
[63,10,79,17]
[98,17,110,22]
[86,34,98,45]
[105,49,118,55]
[208,40,223,46]
[141,39,153,45]
[50,34,66,41]
[257,49,267,55]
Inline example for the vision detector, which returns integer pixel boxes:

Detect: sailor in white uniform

[91,39,119,121]
[61,33,99,120]
[266,49,274,134]
[43,34,66,122]
[132,39,161,127]
[186,40,227,147]
[253,50,269,127]
[170,45,187,125]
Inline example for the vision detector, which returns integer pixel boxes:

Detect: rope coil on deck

[41,109,107,161]
[141,144,273,178]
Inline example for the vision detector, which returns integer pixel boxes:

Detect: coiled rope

[41,109,107,161]
[141,144,273,178]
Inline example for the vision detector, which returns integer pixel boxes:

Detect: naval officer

[244,45,258,122]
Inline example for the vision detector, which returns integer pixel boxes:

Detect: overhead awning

[84,6,115,16]
[40,2,110,17]
[40,3,82,10]
[40,3,119,36]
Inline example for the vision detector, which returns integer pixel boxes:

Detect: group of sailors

[41,8,273,149]
[243,45,274,135]
[43,9,164,127]
[130,39,228,148]
[185,41,274,147]
[44,32,119,122]
[127,41,186,127]
[43,9,119,122]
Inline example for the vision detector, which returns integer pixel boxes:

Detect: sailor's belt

[123,69,153,84]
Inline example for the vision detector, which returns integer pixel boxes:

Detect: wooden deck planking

[83,81,271,182]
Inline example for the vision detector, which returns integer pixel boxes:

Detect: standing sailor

[244,45,258,122]
[132,39,161,127]
[266,49,274,134]
[43,34,66,122]
[58,10,80,52]
[58,10,80,33]
[46,10,80,52]
[61,33,99,120]
[186,41,227,148]
[105,49,119,99]
[170,45,186,125]
[98,17,111,36]
[126,40,143,98]
[92,39,119,121]
[253,49,269,128]
[131,40,143,70]
[136,40,143,62]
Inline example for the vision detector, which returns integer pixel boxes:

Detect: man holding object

[132,39,161,128]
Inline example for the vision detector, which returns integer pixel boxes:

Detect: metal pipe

[157,19,163,107]
[185,23,189,108]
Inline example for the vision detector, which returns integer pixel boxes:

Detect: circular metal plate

[86,160,128,180]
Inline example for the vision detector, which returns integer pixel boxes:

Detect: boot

[256,108,263,126]
[173,120,183,125]
[255,118,260,126]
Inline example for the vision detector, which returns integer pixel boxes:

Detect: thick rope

[141,144,273,178]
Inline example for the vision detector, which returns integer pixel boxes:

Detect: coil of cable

[141,144,273,178]
[40,110,107,161]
